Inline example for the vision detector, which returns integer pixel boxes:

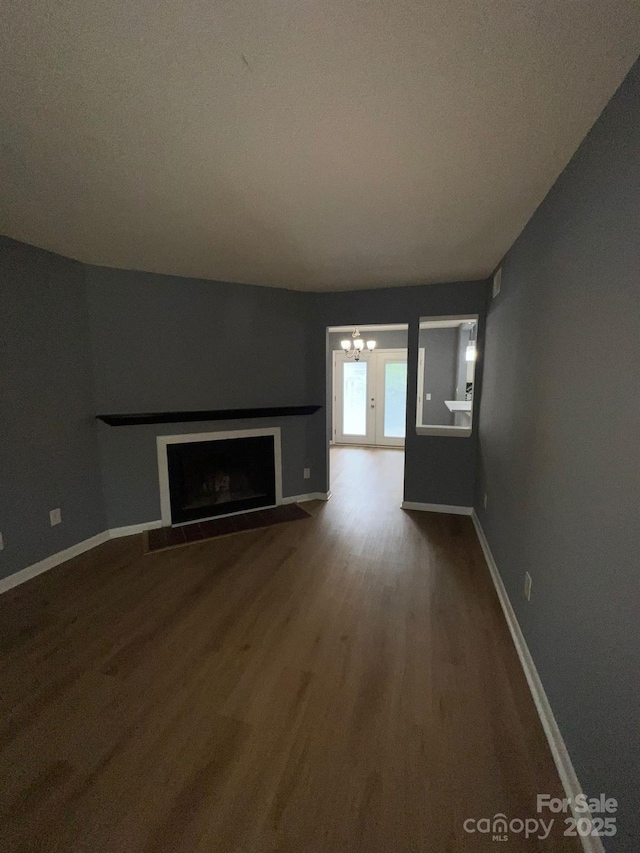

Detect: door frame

[416,347,425,427]
[332,348,408,447]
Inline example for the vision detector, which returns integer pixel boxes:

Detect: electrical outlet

[524,571,532,601]
[0,532,4,551]
[483,493,488,509]
[303,468,311,479]
[426,393,431,400]
[49,508,62,526]
[493,267,502,298]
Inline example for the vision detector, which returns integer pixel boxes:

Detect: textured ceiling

[1,1,639,291]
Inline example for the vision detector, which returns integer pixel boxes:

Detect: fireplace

[157,428,282,526]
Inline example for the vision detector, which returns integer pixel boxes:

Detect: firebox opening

[166,434,277,525]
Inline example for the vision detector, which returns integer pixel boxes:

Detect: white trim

[328,324,408,333]
[332,443,404,450]
[416,346,425,426]
[419,314,478,329]
[109,520,162,539]
[0,531,110,595]
[334,348,407,354]
[471,511,603,853]
[401,501,473,515]
[282,491,332,504]
[156,427,283,527]
[416,425,472,437]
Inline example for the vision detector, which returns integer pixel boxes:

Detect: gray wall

[0,237,106,581]
[476,60,640,852]
[84,265,326,527]
[316,280,488,508]
[418,327,457,426]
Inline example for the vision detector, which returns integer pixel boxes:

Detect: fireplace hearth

[161,431,279,525]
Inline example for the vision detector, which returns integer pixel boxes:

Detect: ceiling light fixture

[341,328,376,361]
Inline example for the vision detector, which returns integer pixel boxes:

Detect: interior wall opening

[415,315,479,437]
[327,324,409,504]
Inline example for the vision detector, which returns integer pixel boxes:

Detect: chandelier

[340,328,377,361]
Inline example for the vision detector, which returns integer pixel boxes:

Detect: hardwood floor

[0,446,579,852]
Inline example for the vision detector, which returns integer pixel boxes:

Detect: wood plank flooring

[0,447,580,852]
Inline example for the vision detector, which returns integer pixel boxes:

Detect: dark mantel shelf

[96,405,322,427]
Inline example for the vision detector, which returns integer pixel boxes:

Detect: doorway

[328,323,409,448]
[328,324,408,505]
[333,349,407,446]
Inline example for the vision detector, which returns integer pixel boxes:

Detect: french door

[333,349,408,446]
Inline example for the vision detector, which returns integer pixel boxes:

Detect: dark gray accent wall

[84,265,326,527]
[418,327,457,426]
[476,60,640,852]
[0,237,106,580]
[85,266,318,412]
[316,280,488,507]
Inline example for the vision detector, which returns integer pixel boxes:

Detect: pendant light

[341,328,377,362]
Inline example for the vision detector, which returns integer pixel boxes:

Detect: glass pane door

[374,352,408,447]
[333,350,407,446]
[334,354,375,444]
[342,361,368,435]
[383,361,407,438]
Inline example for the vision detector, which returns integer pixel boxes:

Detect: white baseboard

[0,497,336,596]
[108,520,162,539]
[471,511,603,853]
[0,531,110,595]
[0,520,162,596]
[283,491,332,504]
[401,501,473,516]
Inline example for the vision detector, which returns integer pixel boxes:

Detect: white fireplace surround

[156,427,283,527]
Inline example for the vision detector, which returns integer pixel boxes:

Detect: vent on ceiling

[492,267,502,299]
